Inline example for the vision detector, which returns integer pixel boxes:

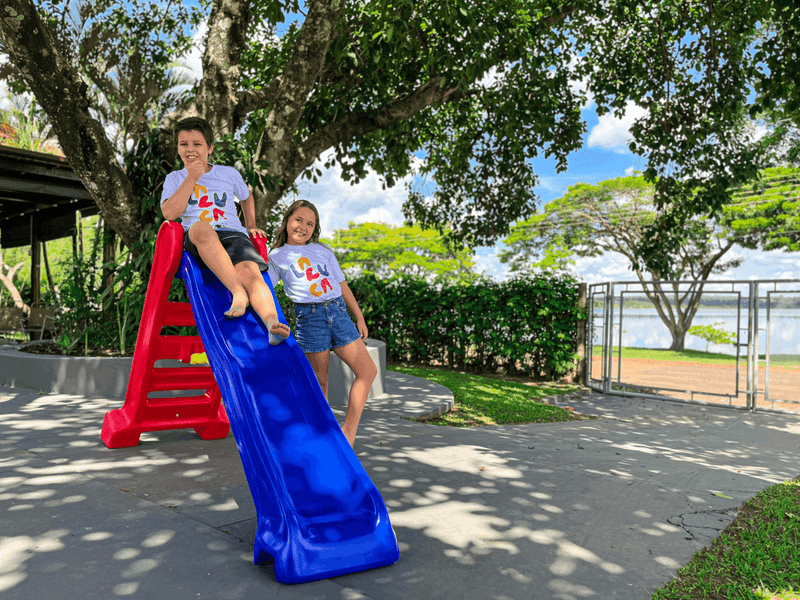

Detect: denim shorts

[293,296,361,354]
[184,228,268,272]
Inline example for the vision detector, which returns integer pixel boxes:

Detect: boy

[160,117,290,345]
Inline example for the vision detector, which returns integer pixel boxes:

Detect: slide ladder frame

[101,222,230,448]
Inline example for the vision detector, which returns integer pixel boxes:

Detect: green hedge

[341,273,584,381]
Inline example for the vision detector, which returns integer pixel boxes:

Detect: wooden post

[30,214,41,310]
[574,282,587,384]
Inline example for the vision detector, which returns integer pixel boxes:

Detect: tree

[0,0,204,248]
[499,176,745,350]
[5,0,794,257]
[688,323,736,353]
[0,0,660,251]
[723,166,800,252]
[0,251,28,312]
[588,0,800,276]
[329,222,478,285]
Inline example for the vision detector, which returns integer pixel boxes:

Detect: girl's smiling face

[286,207,317,245]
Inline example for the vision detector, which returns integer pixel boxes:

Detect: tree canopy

[0,0,797,258]
[500,175,749,350]
[723,166,800,252]
[327,222,478,285]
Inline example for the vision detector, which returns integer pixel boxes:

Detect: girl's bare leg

[305,349,331,397]
[333,339,377,448]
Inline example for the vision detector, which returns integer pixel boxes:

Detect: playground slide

[178,250,399,584]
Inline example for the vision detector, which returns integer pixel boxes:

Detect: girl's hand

[356,317,368,340]
[248,228,267,238]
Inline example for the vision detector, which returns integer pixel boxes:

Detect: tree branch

[282,76,461,185]
[194,0,253,136]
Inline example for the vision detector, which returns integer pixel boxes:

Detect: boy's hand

[183,155,208,182]
[248,228,267,238]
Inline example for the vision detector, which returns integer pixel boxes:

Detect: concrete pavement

[2,372,799,600]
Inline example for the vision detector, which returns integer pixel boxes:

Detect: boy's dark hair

[174,117,214,146]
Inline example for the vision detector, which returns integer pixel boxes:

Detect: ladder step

[148,367,216,392]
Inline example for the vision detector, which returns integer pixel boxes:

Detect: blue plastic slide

[178,251,399,584]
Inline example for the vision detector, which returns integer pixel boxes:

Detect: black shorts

[183,229,268,272]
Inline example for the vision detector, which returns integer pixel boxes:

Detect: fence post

[574,283,587,384]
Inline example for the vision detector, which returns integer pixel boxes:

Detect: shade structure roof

[0,145,98,249]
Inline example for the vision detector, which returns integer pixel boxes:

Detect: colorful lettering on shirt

[189,185,228,224]
[291,257,333,297]
[309,279,333,296]
[188,184,209,206]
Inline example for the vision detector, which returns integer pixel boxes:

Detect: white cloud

[285,151,413,237]
[587,103,648,151]
[182,21,208,80]
[571,253,636,285]
[624,166,636,176]
[474,245,509,281]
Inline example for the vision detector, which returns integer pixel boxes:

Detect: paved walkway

[2,373,800,599]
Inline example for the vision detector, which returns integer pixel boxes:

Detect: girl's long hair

[271,199,323,250]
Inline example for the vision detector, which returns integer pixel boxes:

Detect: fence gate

[585,279,800,414]
[587,283,610,393]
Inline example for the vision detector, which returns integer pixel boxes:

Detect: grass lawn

[651,478,800,600]
[394,362,800,599]
[388,364,592,427]
[610,347,800,368]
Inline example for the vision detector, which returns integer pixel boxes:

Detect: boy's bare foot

[225,290,250,318]
[224,304,246,318]
[266,319,290,345]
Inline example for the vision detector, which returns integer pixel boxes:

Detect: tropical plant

[688,323,737,353]
[0,95,60,155]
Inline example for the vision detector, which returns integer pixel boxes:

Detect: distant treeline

[607,295,800,310]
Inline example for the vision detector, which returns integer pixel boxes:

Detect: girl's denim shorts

[293,295,360,354]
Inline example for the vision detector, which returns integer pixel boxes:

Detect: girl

[267,200,377,448]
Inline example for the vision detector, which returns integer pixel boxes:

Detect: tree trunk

[0,0,143,248]
[0,254,29,313]
[667,327,687,351]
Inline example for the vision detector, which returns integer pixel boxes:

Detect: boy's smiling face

[177,130,213,167]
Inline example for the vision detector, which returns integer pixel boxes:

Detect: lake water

[593,308,800,356]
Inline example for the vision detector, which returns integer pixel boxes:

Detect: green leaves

[349,271,582,380]
[328,222,478,285]
[722,166,800,252]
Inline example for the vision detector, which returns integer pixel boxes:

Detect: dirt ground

[590,356,800,413]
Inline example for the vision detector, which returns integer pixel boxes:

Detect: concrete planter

[0,338,387,404]
[0,342,133,398]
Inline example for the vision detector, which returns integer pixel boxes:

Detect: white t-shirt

[161,165,249,234]
[267,243,346,303]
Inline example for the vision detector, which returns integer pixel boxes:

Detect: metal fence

[586,279,800,414]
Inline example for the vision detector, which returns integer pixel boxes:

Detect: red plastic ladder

[101,222,229,448]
